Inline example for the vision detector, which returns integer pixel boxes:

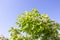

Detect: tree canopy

[9,9,60,40]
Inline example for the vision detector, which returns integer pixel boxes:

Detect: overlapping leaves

[9,9,60,40]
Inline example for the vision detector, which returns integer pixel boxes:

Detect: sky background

[0,0,60,37]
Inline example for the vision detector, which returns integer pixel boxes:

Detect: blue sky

[0,0,60,37]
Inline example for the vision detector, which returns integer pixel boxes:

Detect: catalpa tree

[9,9,60,40]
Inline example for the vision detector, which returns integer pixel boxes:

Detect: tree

[9,9,60,40]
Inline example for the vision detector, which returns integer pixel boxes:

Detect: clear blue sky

[0,0,60,37]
